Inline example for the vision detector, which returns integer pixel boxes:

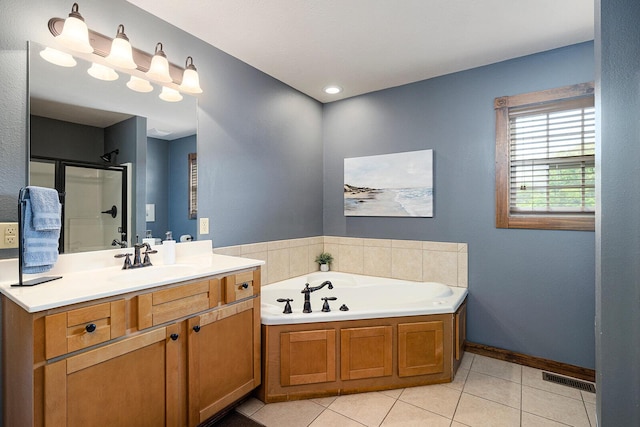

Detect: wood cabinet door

[44,324,182,427]
[280,329,337,386]
[340,326,392,380]
[187,297,260,426]
[398,321,444,377]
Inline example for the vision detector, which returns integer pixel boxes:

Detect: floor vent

[542,372,596,393]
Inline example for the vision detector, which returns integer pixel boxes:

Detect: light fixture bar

[48,17,185,84]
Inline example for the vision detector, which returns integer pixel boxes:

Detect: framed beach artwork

[344,149,433,217]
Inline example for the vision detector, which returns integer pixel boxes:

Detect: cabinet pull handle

[85,323,97,333]
[170,333,179,341]
[193,325,201,333]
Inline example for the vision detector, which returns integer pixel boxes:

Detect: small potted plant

[315,252,334,272]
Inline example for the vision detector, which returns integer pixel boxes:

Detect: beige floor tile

[381,400,451,427]
[453,393,520,427]
[459,352,475,370]
[311,396,338,407]
[522,385,590,427]
[309,409,366,427]
[251,400,325,427]
[328,392,396,427]
[463,371,521,409]
[522,367,583,399]
[470,355,522,383]
[581,390,596,404]
[399,383,461,419]
[236,397,265,417]
[379,387,404,399]
[585,402,596,427]
[444,368,469,391]
[451,422,471,427]
[522,412,569,426]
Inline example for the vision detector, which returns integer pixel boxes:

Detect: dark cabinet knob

[85,323,97,333]
[193,325,201,333]
[170,333,179,341]
[240,282,249,289]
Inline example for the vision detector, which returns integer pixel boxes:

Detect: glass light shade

[145,43,172,83]
[179,57,203,94]
[55,4,93,53]
[105,25,137,70]
[39,47,77,67]
[126,76,153,93]
[87,63,119,81]
[159,86,183,102]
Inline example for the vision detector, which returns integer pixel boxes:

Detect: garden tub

[258,272,469,403]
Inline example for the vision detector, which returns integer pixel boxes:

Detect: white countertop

[0,240,264,313]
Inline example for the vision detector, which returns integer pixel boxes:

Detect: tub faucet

[301,280,333,313]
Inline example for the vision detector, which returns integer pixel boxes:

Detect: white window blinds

[508,97,595,215]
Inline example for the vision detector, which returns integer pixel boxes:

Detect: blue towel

[28,186,62,230]
[21,188,61,274]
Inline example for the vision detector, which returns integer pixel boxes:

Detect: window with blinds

[495,82,595,231]
[188,153,197,220]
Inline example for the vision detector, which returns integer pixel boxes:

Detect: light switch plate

[199,217,209,235]
[0,222,19,249]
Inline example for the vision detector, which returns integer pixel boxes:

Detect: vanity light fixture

[105,24,137,70]
[146,43,173,83]
[87,62,119,81]
[179,56,203,94]
[126,75,154,93]
[55,3,93,54]
[323,85,343,95]
[47,4,204,95]
[159,86,183,102]
[39,47,77,67]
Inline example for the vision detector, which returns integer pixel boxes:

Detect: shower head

[100,149,119,163]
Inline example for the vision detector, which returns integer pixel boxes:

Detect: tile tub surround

[213,236,468,288]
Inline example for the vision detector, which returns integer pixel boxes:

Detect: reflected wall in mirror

[29,41,198,254]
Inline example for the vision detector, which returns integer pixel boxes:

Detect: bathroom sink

[107,264,197,284]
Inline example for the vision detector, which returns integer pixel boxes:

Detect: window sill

[496,215,594,231]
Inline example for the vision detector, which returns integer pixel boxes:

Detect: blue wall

[146,137,169,238]
[323,42,596,369]
[168,134,197,241]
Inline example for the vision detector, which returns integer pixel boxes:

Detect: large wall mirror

[29,41,198,254]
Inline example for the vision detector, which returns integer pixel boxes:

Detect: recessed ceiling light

[323,85,342,95]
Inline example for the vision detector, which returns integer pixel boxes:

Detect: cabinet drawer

[224,270,259,303]
[138,279,220,330]
[45,300,126,359]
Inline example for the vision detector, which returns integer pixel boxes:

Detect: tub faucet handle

[321,296,338,312]
[276,298,294,314]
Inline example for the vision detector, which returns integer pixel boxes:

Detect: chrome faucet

[114,241,157,269]
[111,239,127,248]
[301,280,333,313]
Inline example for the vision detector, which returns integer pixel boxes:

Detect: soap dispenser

[163,231,176,265]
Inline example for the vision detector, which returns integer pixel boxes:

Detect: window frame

[495,82,595,231]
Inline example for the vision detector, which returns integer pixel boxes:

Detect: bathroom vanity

[0,241,263,427]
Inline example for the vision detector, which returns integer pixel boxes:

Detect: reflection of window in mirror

[189,153,197,219]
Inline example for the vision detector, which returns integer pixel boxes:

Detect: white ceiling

[126,0,594,103]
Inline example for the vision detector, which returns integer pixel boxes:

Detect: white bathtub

[261,272,468,325]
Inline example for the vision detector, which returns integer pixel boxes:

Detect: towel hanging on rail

[21,186,61,274]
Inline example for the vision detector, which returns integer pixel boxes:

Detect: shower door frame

[30,156,128,254]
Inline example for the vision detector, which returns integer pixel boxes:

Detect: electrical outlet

[0,222,19,249]
[199,217,209,235]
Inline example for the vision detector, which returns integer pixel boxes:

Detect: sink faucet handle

[114,253,132,269]
[142,249,158,266]
[321,296,338,312]
[276,298,294,314]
